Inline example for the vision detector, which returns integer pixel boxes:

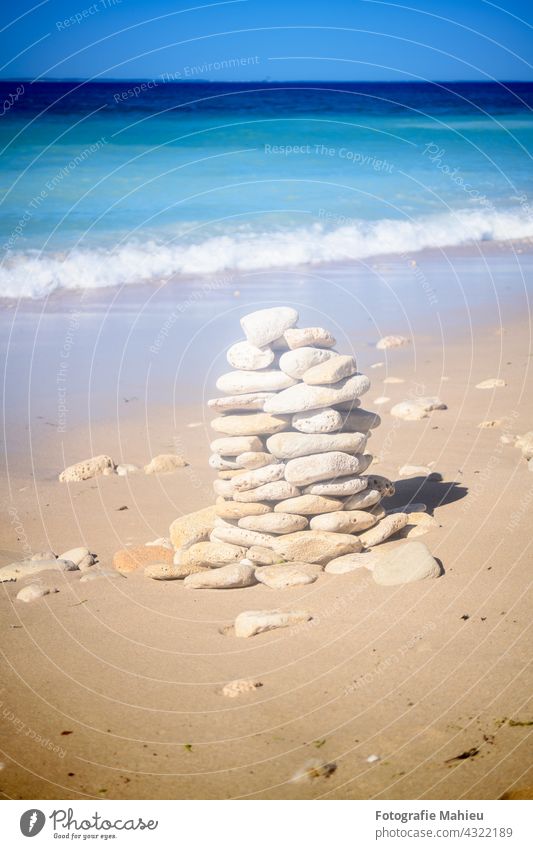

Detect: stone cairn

[186,305,415,592]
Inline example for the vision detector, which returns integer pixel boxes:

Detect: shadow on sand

[388,475,468,515]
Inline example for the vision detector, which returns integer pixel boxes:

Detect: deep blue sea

[0,81,531,298]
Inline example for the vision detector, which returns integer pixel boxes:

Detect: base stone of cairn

[204,306,416,576]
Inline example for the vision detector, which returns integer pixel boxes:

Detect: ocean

[0,80,532,298]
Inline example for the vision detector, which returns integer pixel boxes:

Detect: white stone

[208,392,276,413]
[309,510,378,533]
[399,513,440,538]
[58,547,90,566]
[279,347,337,379]
[304,476,368,496]
[234,609,311,638]
[358,513,409,548]
[264,374,370,414]
[398,464,433,477]
[374,396,390,406]
[343,488,381,511]
[210,436,263,456]
[0,558,77,582]
[215,500,272,519]
[371,362,384,368]
[372,541,441,585]
[210,412,290,436]
[221,679,261,697]
[30,550,56,561]
[59,454,115,482]
[233,480,300,502]
[274,494,343,515]
[227,340,274,370]
[303,354,357,385]
[475,378,506,389]
[213,478,237,498]
[144,454,188,474]
[292,408,343,434]
[16,583,53,602]
[216,369,296,395]
[516,431,533,460]
[231,464,286,492]
[116,463,140,476]
[183,541,247,567]
[272,530,362,564]
[184,562,256,589]
[240,307,298,347]
[255,564,318,588]
[390,397,446,421]
[266,431,367,460]
[285,452,369,486]
[247,546,285,565]
[236,451,279,469]
[383,376,404,384]
[325,552,380,573]
[210,525,275,548]
[238,513,308,534]
[284,327,336,349]
[376,335,410,349]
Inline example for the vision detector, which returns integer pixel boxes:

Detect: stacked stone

[206,307,402,569]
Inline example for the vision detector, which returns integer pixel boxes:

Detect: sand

[0,243,532,800]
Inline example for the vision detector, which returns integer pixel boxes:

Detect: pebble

[233,480,300,502]
[371,362,384,368]
[59,454,115,482]
[374,396,390,405]
[221,679,262,698]
[182,541,247,568]
[247,545,286,565]
[302,354,357,385]
[478,420,503,429]
[184,562,256,589]
[376,335,410,349]
[255,563,319,588]
[78,554,97,571]
[325,552,380,573]
[285,451,369,486]
[215,500,272,519]
[284,327,336,349]
[366,754,381,763]
[208,392,276,413]
[372,541,441,585]
[398,464,433,477]
[210,436,263,456]
[309,510,378,533]
[210,525,275,548]
[515,431,533,460]
[231,463,286,492]
[210,412,290,436]
[358,513,409,548]
[216,369,297,395]
[292,408,344,434]
[234,608,311,638]
[475,378,506,389]
[238,513,308,534]
[267,431,367,460]
[279,347,337,379]
[304,476,368,496]
[227,340,275,370]
[30,550,57,561]
[116,463,140,476]
[0,558,76,582]
[169,506,217,548]
[341,409,381,432]
[144,454,188,474]
[273,494,343,515]
[343,488,381,510]
[272,530,362,564]
[264,373,370,414]
[400,513,440,538]
[383,376,404,384]
[16,583,54,603]
[209,454,242,471]
[113,545,174,574]
[236,451,279,469]
[144,562,205,580]
[390,397,446,421]
[240,306,298,347]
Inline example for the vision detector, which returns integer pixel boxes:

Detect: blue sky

[0,0,531,81]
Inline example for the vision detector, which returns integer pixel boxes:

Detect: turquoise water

[0,81,531,297]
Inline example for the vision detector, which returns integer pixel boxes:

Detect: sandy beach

[1,242,531,801]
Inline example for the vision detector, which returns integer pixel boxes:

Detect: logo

[20,809,46,837]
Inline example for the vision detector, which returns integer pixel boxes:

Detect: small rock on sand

[476,378,506,389]
[0,559,76,583]
[113,545,174,574]
[234,609,311,638]
[221,679,262,698]
[144,454,188,474]
[59,454,115,482]
[325,552,379,573]
[376,335,410,350]
[59,547,91,566]
[16,583,54,602]
[515,431,533,460]
[182,541,247,568]
[145,561,208,580]
[398,464,433,477]
[374,396,390,405]
[390,398,446,421]
[116,463,140,476]
[30,550,56,561]
[240,307,298,348]
[372,541,441,585]
[255,563,319,588]
[184,562,256,589]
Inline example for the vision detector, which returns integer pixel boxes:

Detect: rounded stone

[238,513,308,534]
[284,327,336,349]
[232,464,286,492]
[182,541,247,568]
[372,541,441,585]
[210,436,263,456]
[184,562,256,589]
[215,500,272,520]
[376,334,410,349]
[208,392,276,413]
[227,341,275,371]
[358,513,409,549]
[16,584,52,603]
[59,454,115,482]
[264,374,370,415]
[285,451,369,486]
[309,510,378,533]
[255,564,318,588]
[266,431,367,460]
[273,494,343,515]
[211,412,290,436]
[240,307,299,347]
[325,552,379,573]
[343,488,382,511]
[247,545,286,565]
[271,530,362,564]
[292,408,344,434]
[210,525,275,549]
[279,347,337,379]
[304,476,368,496]
[341,409,381,432]
[144,454,188,474]
[59,547,90,566]
[234,608,311,638]
[302,354,357,385]
[216,369,297,395]
[362,474,395,497]
[233,480,300,502]
[209,454,242,471]
[236,451,279,469]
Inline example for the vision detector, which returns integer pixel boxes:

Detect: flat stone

[309,510,378,533]
[209,454,242,471]
[59,454,115,482]
[399,513,440,539]
[372,541,441,585]
[343,488,382,511]
[113,545,173,574]
[325,552,380,573]
[274,494,343,514]
[210,436,263,456]
[182,541,247,568]
[210,412,290,436]
[264,374,370,414]
[284,327,336,349]
[240,307,298,347]
[341,409,381,432]
[208,392,276,413]
[247,545,286,565]
[362,474,395,496]
[216,369,296,395]
[215,500,272,520]
[169,506,217,548]
[146,560,208,579]
[376,334,410,349]
[227,340,275,370]
[0,559,76,583]
[239,513,308,534]
[476,378,506,389]
[266,431,367,459]
[303,354,357,385]
[272,530,362,564]
[184,562,256,589]
[291,408,344,434]
[236,451,279,469]
[144,454,188,474]
[398,464,433,477]
[234,608,311,638]
[16,584,55,602]
[358,513,409,549]
[390,397,446,421]
[210,524,274,548]
[58,547,90,566]
[304,476,367,497]
[255,563,319,588]
[233,480,300,502]
[221,679,262,697]
[232,464,286,492]
[383,376,404,384]
[285,451,369,486]
[279,347,337,379]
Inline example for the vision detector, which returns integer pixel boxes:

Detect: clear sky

[0,0,531,82]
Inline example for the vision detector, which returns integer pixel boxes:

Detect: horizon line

[1,77,532,84]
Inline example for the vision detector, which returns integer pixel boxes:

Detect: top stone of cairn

[240,307,299,348]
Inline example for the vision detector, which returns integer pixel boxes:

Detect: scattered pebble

[478,420,503,429]
[372,541,441,585]
[116,463,140,476]
[221,679,262,698]
[144,454,188,474]
[290,759,337,783]
[234,609,311,638]
[475,378,506,389]
[383,376,404,384]
[0,559,77,583]
[391,397,446,421]
[398,464,433,477]
[376,335,410,350]
[16,583,55,603]
[370,362,384,368]
[374,396,390,405]
[59,455,115,482]
[366,754,381,763]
